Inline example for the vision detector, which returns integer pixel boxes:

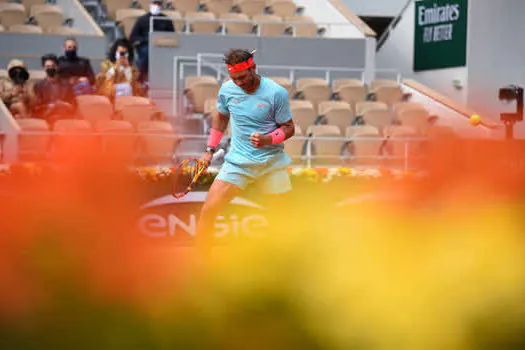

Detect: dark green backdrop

[414,0,468,71]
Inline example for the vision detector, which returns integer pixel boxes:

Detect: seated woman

[97,39,143,101]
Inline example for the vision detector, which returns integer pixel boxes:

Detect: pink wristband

[207,128,224,148]
[270,128,286,144]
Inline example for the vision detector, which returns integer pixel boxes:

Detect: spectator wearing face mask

[0,59,36,118]
[129,0,175,83]
[97,39,143,101]
[33,54,76,123]
[58,37,96,95]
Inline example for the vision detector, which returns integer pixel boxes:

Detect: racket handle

[212,149,225,162]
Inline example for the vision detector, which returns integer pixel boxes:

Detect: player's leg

[196,166,249,261]
[258,168,293,230]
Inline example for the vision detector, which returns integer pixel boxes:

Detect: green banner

[413,0,468,71]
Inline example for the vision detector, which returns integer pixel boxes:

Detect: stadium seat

[346,125,382,165]
[52,119,94,157]
[335,85,366,110]
[75,95,114,127]
[96,120,137,160]
[30,4,64,31]
[186,11,218,33]
[121,104,159,128]
[285,15,317,37]
[234,0,265,17]
[0,3,27,27]
[267,0,296,17]
[318,101,354,133]
[116,8,146,21]
[298,83,332,113]
[202,0,233,16]
[307,124,344,165]
[204,98,217,116]
[346,125,379,138]
[332,78,364,92]
[362,109,392,133]
[393,101,426,116]
[296,78,327,91]
[170,0,200,15]
[290,100,316,132]
[184,75,218,90]
[186,80,220,113]
[46,26,83,35]
[355,101,388,116]
[374,85,404,105]
[397,109,430,135]
[21,0,45,14]
[116,8,146,38]
[17,118,51,161]
[105,0,134,20]
[137,121,177,164]
[284,137,305,165]
[253,14,286,36]
[9,24,43,33]
[114,95,152,111]
[163,10,185,32]
[220,12,252,34]
[268,76,294,96]
[370,79,399,91]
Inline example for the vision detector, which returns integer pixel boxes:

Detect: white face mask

[150,4,161,15]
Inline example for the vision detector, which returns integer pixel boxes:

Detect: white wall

[375,1,469,104]
[467,0,525,136]
[341,0,408,17]
[295,0,365,38]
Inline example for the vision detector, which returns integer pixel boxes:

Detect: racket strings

[172,159,206,197]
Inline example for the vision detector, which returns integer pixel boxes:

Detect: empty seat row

[0,23,82,34]
[74,95,165,129]
[17,118,179,163]
[284,124,424,166]
[0,3,68,30]
[106,0,299,20]
[186,76,406,112]
[118,9,317,37]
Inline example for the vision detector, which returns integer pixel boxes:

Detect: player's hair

[224,49,253,65]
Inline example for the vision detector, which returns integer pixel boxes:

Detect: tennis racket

[172,149,224,198]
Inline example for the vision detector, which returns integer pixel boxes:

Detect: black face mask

[9,68,29,84]
[65,49,77,59]
[46,68,57,78]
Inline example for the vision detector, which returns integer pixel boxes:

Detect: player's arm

[251,88,294,148]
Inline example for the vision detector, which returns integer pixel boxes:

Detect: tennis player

[197,49,295,254]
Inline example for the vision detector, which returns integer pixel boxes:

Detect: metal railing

[4,131,427,171]
[172,53,401,115]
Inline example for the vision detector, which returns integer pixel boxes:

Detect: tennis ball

[470,114,481,126]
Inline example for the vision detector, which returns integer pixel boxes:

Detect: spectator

[0,59,35,118]
[97,39,143,100]
[58,37,95,95]
[34,54,76,123]
[130,0,175,82]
